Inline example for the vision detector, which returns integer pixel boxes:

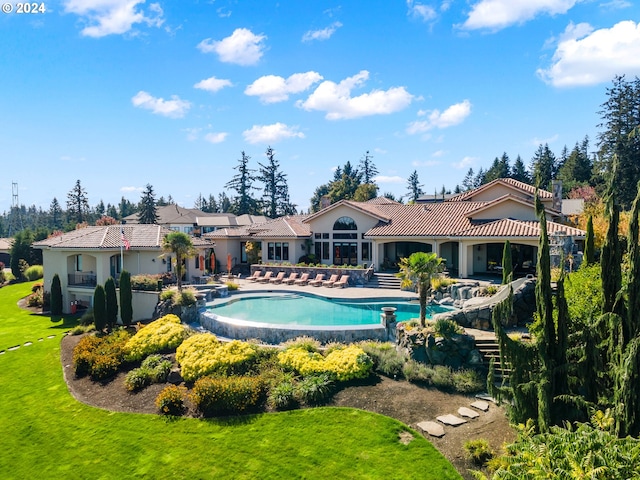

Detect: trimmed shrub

[124,367,153,392]
[463,438,494,466]
[156,385,188,416]
[50,273,63,315]
[24,265,43,281]
[159,290,175,302]
[124,354,172,392]
[278,345,372,381]
[176,334,258,382]
[296,373,334,405]
[72,329,130,380]
[430,365,454,390]
[402,360,434,383]
[434,318,463,338]
[191,375,266,416]
[124,314,187,362]
[282,336,321,352]
[174,288,197,306]
[225,281,239,291]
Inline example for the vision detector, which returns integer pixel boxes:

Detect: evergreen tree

[501,240,512,284]
[66,179,90,224]
[309,183,331,213]
[226,151,260,215]
[484,153,511,182]
[95,199,106,217]
[597,75,640,209]
[328,161,362,202]
[511,155,531,184]
[49,198,63,230]
[217,192,232,213]
[104,277,118,330]
[584,215,595,265]
[473,167,485,187]
[462,168,475,191]
[358,150,378,184]
[118,197,136,220]
[257,146,295,217]
[119,270,132,326]
[93,284,106,333]
[406,170,424,203]
[556,137,593,194]
[50,273,63,316]
[137,184,159,224]
[10,229,35,278]
[600,161,623,316]
[530,144,557,190]
[106,204,118,219]
[353,183,378,202]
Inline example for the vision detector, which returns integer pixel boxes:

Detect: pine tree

[226,151,260,215]
[484,153,511,182]
[600,160,623,316]
[462,168,475,191]
[257,147,295,217]
[119,270,132,326]
[511,155,531,184]
[66,179,90,224]
[530,144,557,190]
[137,184,159,224]
[406,170,424,203]
[358,150,378,184]
[104,277,118,330]
[49,198,63,230]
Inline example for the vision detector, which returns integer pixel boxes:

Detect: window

[240,242,248,263]
[314,233,321,239]
[267,242,289,261]
[184,226,194,234]
[333,216,357,230]
[75,255,82,272]
[323,242,330,260]
[333,242,357,266]
[362,242,372,262]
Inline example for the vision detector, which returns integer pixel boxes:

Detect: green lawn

[0,282,462,479]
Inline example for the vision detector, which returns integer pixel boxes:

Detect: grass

[0,282,462,479]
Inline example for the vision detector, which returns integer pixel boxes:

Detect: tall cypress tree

[600,158,623,317]
[104,277,118,330]
[93,285,106,333]
[50,273,63,316]
[584,215,595,265]
[501,240,512,284]
[119,270,133,326]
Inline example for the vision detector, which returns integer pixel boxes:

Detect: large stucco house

[34,224,213,317]
[206,178,585,278]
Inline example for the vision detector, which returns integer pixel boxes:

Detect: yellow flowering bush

[191,375,266,416]
[125,314,187,362]
[176,333,258,382]
[278,344,372,381]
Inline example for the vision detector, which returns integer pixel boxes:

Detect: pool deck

[231,277,420,300]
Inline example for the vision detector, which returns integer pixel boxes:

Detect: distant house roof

[205,215,311,240]
[33,225,212,250]
[0,238,12,253]
[195,214,269,228]
[562,198,585,216]
[123,205,225,226]
[449,178,553,202]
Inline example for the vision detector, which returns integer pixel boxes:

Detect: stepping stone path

[417,397,494,439]
[458,407,480,419]
[471,400,490,412]
[436,414,467,426]
[416,421,445,438]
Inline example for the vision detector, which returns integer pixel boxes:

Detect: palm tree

[396,251,444,327]
[162,231,195,291]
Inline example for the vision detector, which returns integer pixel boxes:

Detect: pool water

[206,294,455,327]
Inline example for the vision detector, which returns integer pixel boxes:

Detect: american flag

[121,228,130,250]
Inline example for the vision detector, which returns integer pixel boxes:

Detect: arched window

[333,216,357,231]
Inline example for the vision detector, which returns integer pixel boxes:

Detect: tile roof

[205,215,311,239]
[33,225,213,249]
[449,178,553,201]
[124,205,227,225]
[0,237,12,251]
[303,199,391,224]
[451,218,585,238]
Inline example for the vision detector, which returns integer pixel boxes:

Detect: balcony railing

[68,273,97,287]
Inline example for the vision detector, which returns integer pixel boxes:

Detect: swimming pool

[199,292,456,343]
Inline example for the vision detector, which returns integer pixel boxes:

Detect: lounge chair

[293,273,310,286]
[322,274,340,287]
[248,271,263,282]
[257,271,273,283]
[309,274,325,287]
[333,275,350,288]
[269,271,286,284]
[283,272,299,285]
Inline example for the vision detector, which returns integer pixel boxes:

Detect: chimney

[551,180,562,212]
[320,195,331,210]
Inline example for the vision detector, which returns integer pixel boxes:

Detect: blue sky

[2,1,639,214]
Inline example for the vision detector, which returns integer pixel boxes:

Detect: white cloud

[120,186,143,193]
[194,76,233,93]
[375,175,405,184]
[406,100,472,134]
[537,20,640,87]
[245,72,323,103]
[302,22,342,42]
[452,156,476,170]
[197,28,266,66]
[406,0,437,21]
[461,0,579,31]
[63,0,164,38]
[297,70,414,120]
[131,91,191,118]
[242,123,304,144]
[204,132,228,144]
[600,0,632,10]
